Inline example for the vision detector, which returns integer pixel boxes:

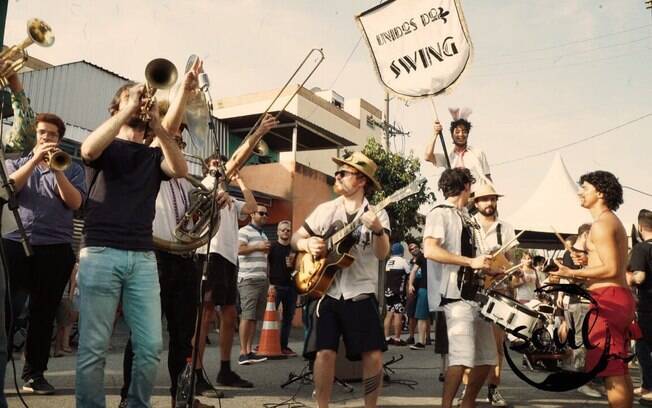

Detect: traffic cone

[256,291,284,359]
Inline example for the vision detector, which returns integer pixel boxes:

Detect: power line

[492,112,652,167]
[468,47,649,79]
[473,35,652,69]
[479,23,652,58]
[623,185,652,197]
[328,36,362,88]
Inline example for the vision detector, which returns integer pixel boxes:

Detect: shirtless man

[552,170,634,408]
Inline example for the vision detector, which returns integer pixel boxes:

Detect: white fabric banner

[356,0,473,98]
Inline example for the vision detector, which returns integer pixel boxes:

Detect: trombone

[0,18,55,87]
[223,48,325,181]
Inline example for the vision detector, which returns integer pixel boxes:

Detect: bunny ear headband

[448,107,473,120]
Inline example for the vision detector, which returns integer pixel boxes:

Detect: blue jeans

[75,247,162,408]
[274,285,297,349]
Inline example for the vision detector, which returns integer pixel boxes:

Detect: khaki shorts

[237,277,269,321]
[444,301,497,368]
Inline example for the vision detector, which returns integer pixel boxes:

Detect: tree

[356,138,435,243]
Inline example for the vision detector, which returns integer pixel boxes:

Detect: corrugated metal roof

[13,60,233,174]
[18,61,130,130]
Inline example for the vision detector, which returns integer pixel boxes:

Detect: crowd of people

[0,55,648,408]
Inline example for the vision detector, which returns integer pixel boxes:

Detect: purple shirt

[3,153,87,245]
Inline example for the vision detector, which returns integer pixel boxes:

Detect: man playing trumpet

[76,78,187,407]
[3,113,86,395]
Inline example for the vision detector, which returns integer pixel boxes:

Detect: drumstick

[488,262,526,290]
[550,225,572,251]
[492,230,525,258]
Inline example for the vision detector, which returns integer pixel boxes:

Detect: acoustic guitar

[294,178,426,298]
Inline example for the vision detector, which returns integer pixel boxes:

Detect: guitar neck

[328,197,392,246]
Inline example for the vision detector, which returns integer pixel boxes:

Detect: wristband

[372,229,385,237]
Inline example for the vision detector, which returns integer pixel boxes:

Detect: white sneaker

[577,384,601,398]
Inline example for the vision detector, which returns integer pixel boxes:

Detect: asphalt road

[4,320,634,407]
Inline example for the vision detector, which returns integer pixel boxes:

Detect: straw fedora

[473,183,503,200]
[332,151,381,189]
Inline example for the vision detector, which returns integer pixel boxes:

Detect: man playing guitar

[291,152,390,408]
[424,168,494,408]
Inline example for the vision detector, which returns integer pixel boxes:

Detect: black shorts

[304,295,386,361]
[385,294,405,314]
[196,253,237,306]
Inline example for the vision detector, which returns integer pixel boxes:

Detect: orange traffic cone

[256,291,284,358]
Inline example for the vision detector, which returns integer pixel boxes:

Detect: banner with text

[356,0,473,98]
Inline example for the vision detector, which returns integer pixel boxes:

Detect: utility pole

[384,92,390,149]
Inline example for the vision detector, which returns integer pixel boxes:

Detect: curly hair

[579,171,623,211]
[438,168,475,198]
[450,118,472,135]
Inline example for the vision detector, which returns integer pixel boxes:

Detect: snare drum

[477,291,545,341]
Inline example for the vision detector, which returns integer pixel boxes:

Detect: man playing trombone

[76,76,187,407]
[3,111,86,395]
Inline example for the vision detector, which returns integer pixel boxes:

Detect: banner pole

[429,97,451,169]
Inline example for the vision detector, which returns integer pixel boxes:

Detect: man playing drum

[424,168,494,408]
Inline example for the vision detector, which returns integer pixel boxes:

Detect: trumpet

[139,58,178,122]
[0,18,55,87]
[45,150,71,171]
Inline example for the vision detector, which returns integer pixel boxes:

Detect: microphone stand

[182,86,223,408]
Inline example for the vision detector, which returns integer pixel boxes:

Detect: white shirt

[303,196,390,300]
[473,215,518,292]
[199,175,247,265]
[472,216,517,255]
[424,203,468,308]
[433,144,491,185]
[153,178,194,244]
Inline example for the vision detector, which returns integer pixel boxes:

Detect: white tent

[506,153,591,235]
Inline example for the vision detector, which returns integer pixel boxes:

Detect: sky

[4,0,651,229]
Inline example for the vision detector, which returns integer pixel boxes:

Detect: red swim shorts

[585,286,635,377]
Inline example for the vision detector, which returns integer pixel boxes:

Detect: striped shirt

[238,224,268,281]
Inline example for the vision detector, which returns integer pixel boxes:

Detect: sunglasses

[334,169,358,179]
[256,211,268,216]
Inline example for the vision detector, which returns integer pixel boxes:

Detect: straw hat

[332,152,381,189]
[473,183,503,200]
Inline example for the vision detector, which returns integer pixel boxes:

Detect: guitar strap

[497,223,502,246]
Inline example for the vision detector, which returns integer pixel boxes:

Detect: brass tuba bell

[0,18,55,87]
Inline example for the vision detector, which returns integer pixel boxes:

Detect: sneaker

[247,352,267,363]
[390,338,407,346]
[636,387,651,397]
[118,398,128,408]
[406,336,415,345]
[577,384,601,398]
[488,387,508,407]
[281,347,297,357]
[217,370,254,388]
[238,354,252,365]
[22,376,55,395]
[195,373,222,398]
[409,342,426,350]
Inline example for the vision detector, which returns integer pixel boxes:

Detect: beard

[126,116,148,131]
[480,206,496,216]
